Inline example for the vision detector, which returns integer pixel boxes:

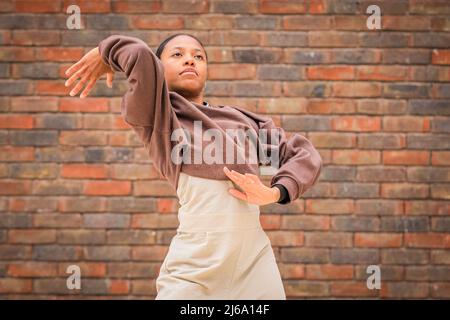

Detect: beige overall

[155,172,286,300]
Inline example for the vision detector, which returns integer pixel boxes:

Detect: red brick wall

[1,0,449,299]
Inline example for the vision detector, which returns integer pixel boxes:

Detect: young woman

[64,33,322,299]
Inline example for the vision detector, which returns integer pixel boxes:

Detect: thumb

[106,72,114,88]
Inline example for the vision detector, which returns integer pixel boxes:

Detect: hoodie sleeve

[232,106,323,204]
[98,34,172,147]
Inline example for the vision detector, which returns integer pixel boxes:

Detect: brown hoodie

[98,35,322,204]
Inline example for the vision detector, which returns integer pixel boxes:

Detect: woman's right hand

[64,47,115,99]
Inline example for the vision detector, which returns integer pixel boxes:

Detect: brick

[84,181,131,196]
[58,262,106,278]
[307,66,354,80]
[210,0,258,13]
[59,97,109,113]
[83,214,130,229]
[405,200,449,216]
[61,164,108,179]
[405,233,450,248]
[383,151,429,165]
[111,0,161,14]
[281,248,328,263]
[131,279,157,296]
[107,262,160,279]
[284,49,330,65]
[35,48,84,62]
[260,214,281,230]
[259,0,306,14]
[332,217,380,231]
[413,32,450,48]
[431,283,450,298]
[32,180,83,195]
[407,167,450,183]
[361,32,409,48]
[408,134,450,150]
[0,279,32,293]
[357,166,405,182]
[285,83,331,99]
[8,262,57,277]
[357,66,408,81]
[408,100,450,116]
[281,215,329,231]
[62,0,111,13]
[332,82,381,98]
[310,133,355,149]
[130,15,183,30]
[9,163,58,179]
[305,232,352,247]
[355,232,402,248]
[84,246,130,261]
[330,281,378,298]
[8,198,56,214]
[59,197,106,212]
[264,230,304,247]
[237,16,278,30]
[0,47,34,62]
[354,265,404,281]
[233,49,282,64]
[131,245,168,262]
[257,64,303,81]
[307,99,356,114]
[283,115,331,131]
[33,245,82,261]
[309,31,358,47]
[106,230,156,245]
[431,217,450,232]
[382,249,429,264]
[333,150,380,165]
[381,217,429,232]
[332,49,380,64]
[15,0,61,12]
[35,114,82,129]
[208,63,256,80]
[0,146,34,161]
[306,264,353,280]
[0,180,32,195]
[431,250,450,264]
[330,248,379,264]
[9,229,56,244]
[381,282,429,298]
[283,16,331,30]
[279,263,305,279]
[306,199,353,214]
[381,183,429,199]
[134,180,176,197]
[33,214,82,228]
[0,115,33,129]
[0,245,31,260]
[432,49,450,65]
[432,151,450,166]
[107,197,156,212]
[382,49,429,65]
[0,214,30,228]
[284,280,328,297]
[332,116,380,132]
[10,130,58,146]
[57,230,106,244]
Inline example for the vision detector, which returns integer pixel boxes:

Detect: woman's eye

[173,53,181,57]
[195,55,204,60]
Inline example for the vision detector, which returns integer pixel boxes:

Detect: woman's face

[159,35,208,99]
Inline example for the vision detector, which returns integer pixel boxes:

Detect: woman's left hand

[223,166,280,206]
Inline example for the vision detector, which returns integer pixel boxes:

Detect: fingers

[228,188,247,201]
[80,78,97,99]
[65,57,86,77]
[223,166,243,184]
[106,72,114,88]
[69,71,91,97]
[65,63,89,88]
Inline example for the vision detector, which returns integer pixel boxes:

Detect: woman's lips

[180,71,198,76]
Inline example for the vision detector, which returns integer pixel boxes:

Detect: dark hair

[155,33,208,62]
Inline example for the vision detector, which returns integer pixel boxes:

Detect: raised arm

[65,34,172,147]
